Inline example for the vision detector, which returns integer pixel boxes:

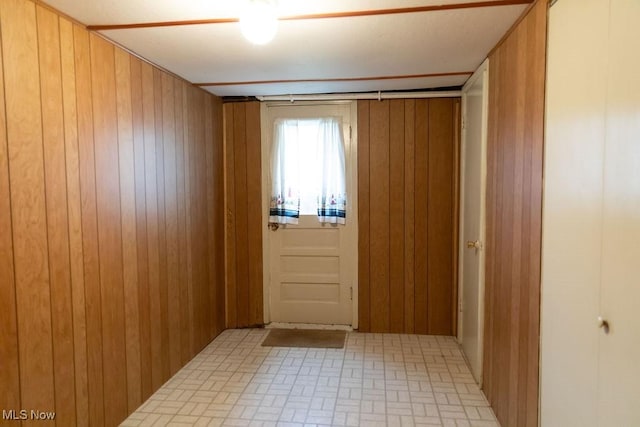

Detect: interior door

[263,102,357,325]
[541,1,607,425]
[458,61,488,384]
[598,2,640,424]
[542,1,640,425]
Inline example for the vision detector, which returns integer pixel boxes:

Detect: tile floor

[121,329,499,427]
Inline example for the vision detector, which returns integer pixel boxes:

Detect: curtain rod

[256,90,462,102]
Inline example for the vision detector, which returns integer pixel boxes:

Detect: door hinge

[462,116,466,130]
[350,286,353,301]
[349,125,352,141]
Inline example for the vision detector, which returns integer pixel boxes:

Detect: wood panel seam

[113,45,133,413]
[0,11,23,410]
[242,104,250,324]
[85,30,108,425]
[35,6,66,420]
[56,12,81,424]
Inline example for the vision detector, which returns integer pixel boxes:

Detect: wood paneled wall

[357,98,460,334]
[223,99,459,333]
[0,1,225,425]
[223,102,263,328]
[482,1,546,426]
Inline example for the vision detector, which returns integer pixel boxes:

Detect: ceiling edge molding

[86,0,533,31]
[194,72,474,87]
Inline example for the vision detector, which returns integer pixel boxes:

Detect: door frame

[457,59,489,384]
[260,101,359,328]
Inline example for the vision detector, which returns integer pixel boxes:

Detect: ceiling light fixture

[240,0,279,45]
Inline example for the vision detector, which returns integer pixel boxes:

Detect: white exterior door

[458,61,488,384]
[262,102,357,326]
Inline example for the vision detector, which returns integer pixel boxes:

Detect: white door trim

[458,59,489,385]
[260,101,359,328]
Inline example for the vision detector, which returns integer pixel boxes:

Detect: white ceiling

[43,0,528,97]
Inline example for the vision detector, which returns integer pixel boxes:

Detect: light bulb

[240,0,278,45]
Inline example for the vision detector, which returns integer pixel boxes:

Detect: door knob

[466,240,482,250]
[268,222,279,231]
[597,316,610,334]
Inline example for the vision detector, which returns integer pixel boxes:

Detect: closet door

[540,1,607,425]
[543,1,640,425]
[598,2,640,424]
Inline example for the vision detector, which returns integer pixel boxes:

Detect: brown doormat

[261,329,346,349]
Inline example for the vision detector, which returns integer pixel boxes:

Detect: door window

[269,117,347,224]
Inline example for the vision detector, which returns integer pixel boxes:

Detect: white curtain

[269,119,301,224]
[269,117,347,225]
[315,118,346,224]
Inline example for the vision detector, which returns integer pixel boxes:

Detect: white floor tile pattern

[121,329,499,427]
